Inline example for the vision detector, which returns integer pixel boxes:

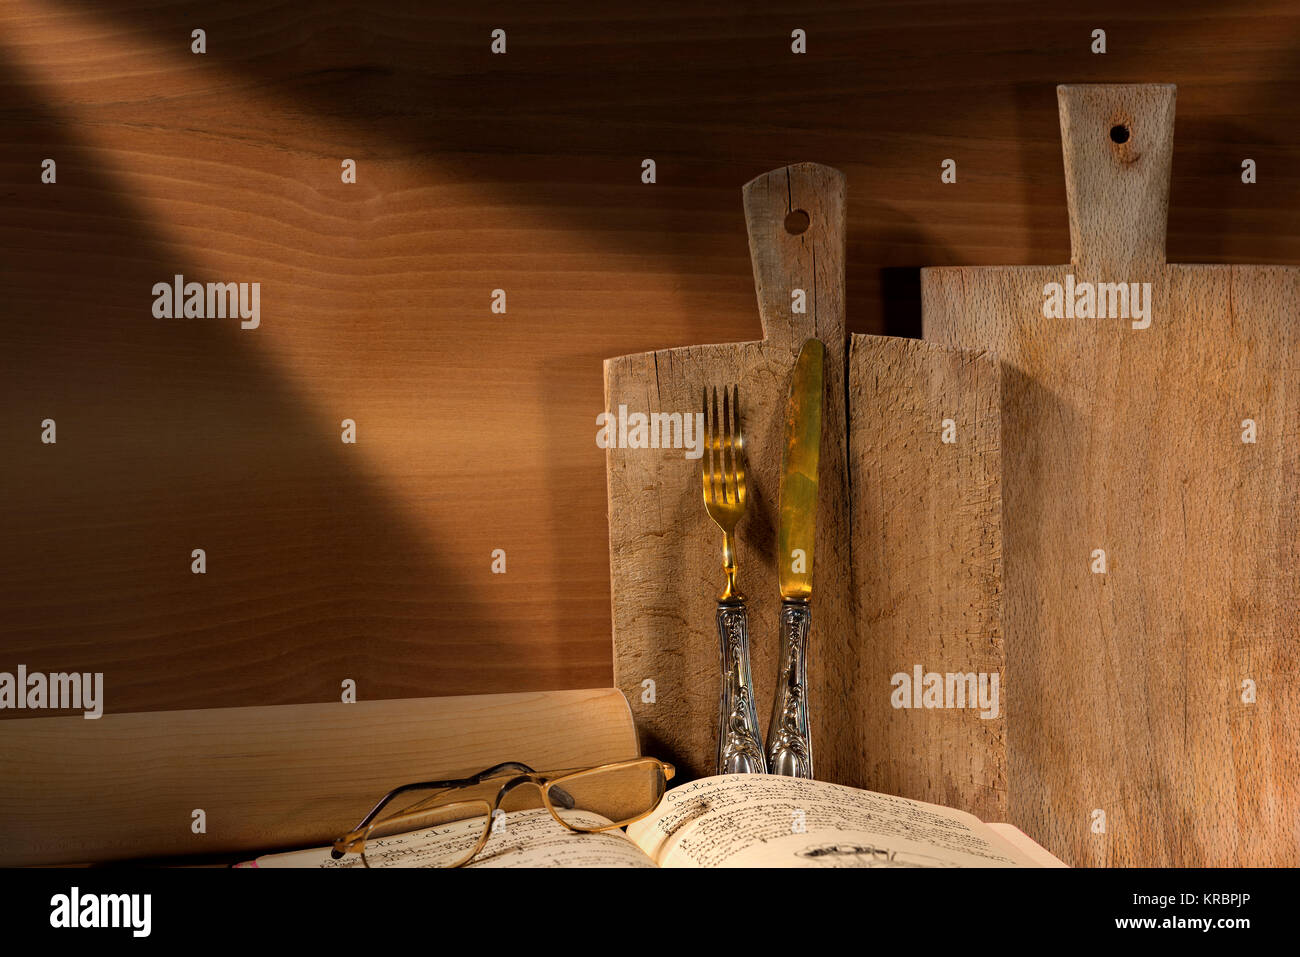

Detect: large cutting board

[924,84,1300,866]
[608,164,1006,820]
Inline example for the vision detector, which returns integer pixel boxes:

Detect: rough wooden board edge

[0,688,637,866]
[846,334,1005,820]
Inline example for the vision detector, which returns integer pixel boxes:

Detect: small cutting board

[608,164,1006,821]
[923,84,1300,866]
[605,163,855,786]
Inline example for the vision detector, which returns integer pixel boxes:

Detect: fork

[702,384,767,775]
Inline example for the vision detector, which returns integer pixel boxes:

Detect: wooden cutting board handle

[742,162,847,355]
[1058,83,1176,274]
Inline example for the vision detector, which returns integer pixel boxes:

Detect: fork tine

[732,384,745,504]
[701,386,712,505]
[721,384,736,505]
[712,386,724,503]
[711,385,723,505]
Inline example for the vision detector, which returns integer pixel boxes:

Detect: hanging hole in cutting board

[1109,124,1130,144]
[785,209,811,235]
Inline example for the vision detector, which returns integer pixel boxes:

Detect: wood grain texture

[848,336,1004,821]
[0,688,638,865]
[607,163,853,782]
[6,2,1300,716]
[923,84,1300,866]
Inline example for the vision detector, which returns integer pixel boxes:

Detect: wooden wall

[3,1,1300,716]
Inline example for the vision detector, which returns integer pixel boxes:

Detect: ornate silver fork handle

[715,599,767,775]
[766,601,813,778]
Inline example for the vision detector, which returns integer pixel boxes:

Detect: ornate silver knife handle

[767,601,813,778]
[715,599,768,775]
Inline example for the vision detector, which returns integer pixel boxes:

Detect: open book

[242,774,1065,868]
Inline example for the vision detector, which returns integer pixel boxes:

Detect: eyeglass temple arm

[331,762,542,859]
[531,759,674,812]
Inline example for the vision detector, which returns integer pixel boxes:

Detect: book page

[626,774,1050,868]
[985,823,1068,867]
[244,807,656,868]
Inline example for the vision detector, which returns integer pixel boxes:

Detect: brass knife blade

[777,338,824,602]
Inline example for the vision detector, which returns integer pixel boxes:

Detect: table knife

[767,337,823,778]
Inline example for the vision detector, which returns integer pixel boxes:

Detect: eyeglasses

[331,757,675,868]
